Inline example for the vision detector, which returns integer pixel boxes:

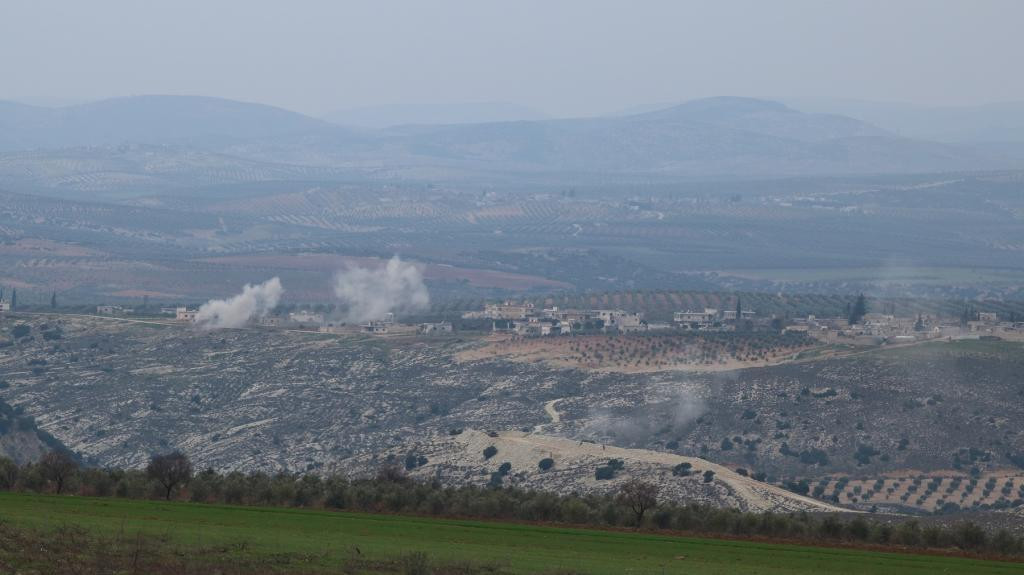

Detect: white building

[594,310,646,332]
[482,301,535,320]
[176,307,198,322]
[674,308,719,325]
[418,321,453,334]
[289,311,325,325]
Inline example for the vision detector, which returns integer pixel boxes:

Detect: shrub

[482,446,498,460]
[672,462,692,477]
[538,458,554,471]
[400,551,430,575]
[703,470,716,483]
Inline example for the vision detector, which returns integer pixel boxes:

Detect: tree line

[1,450,1022,559]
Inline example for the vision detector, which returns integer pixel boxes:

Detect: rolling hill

[0,95,1020,184]
[394,97,1016,175]
[0,95,358,151]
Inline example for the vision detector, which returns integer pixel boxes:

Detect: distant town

[5,295,1005,345]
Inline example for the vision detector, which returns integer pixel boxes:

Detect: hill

[0,95,1019,181]
[393,97,1016,175]
[785,98,1024,144]
[0,397,66,464]
[323,101,548,128]
[0,95,358,152]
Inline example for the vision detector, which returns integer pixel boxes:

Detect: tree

[616,479,659,525]
[914,314,925,332]
[0,456,18,489]
[734,297,743,332]
[482,445,498,460]
[146,451,193,500]
[10,288,15,311]
[848,294,867,325]
[39,450,77,494]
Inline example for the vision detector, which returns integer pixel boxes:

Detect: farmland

[3,169,1024,305]
[0,492,1021,574]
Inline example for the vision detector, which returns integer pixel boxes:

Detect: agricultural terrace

[815,471,1024,513]
[459,332,819,372]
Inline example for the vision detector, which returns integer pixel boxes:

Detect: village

[1,287,1022,345]
[462,299,1024,344]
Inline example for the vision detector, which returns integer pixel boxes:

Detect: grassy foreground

[0,492,1021,574]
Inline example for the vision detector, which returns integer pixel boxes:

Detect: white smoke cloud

[332,256,429,322]
[195,277,284,329]
[583,391,706,447]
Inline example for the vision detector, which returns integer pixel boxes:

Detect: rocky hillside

[0,397,66,464]
[384,429,846,513]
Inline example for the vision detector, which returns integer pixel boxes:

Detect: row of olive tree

[0,450,191,500]
[1,450,1022,558]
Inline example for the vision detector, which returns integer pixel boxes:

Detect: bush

[703,470,716,483]
[400,551,430,575]
[538,458,554,471]
[482,446,498,460]
[595,466,616,480]
[672,462,692,477]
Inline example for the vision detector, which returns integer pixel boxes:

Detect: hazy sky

[2,0,1022,117]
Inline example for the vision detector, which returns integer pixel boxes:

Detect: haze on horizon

[2,0,1024,118]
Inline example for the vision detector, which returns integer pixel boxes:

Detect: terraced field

[458,332,819,373]
[816,471,1024,513]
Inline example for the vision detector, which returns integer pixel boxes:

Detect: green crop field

[0,493,1020,574]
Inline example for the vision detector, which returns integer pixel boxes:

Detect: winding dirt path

[543,399,562,424]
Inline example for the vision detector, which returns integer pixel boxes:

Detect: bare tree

[616,479,659,525]
[146,451,193,500]
[39,450,77,494]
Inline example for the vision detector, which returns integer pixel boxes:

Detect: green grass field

[0,493,1021,574]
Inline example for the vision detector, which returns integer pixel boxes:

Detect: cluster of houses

[786,312,1024,344]
[165,306,452,336]
[316,312,452,335]
[0,287,15,312]
[464,301,747,336]
[98,297,1024,344]
[96,305,135,316]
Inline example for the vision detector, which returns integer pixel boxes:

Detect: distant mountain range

[0,95,348,151]
[322,102,548,129]
[0,95,1021,185]
[783,98,1024,144]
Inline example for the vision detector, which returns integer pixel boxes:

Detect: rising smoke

[195,277,284,329]
[583,391,706,447]
[332,256,429,322]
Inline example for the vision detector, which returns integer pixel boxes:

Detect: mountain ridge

[0,94,1019,178]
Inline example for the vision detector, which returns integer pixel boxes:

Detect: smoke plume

[583,391,706,447]
[195,277,284,329]
[332,256,429,322]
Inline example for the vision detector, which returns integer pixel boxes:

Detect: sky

[2,0,1023,117]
